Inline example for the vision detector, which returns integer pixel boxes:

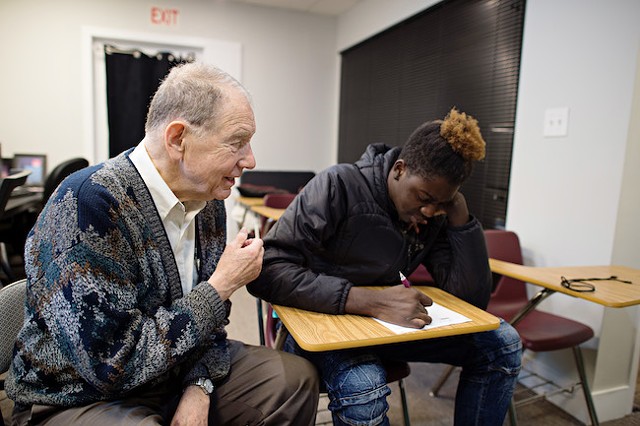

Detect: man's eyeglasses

[560,275,633,293]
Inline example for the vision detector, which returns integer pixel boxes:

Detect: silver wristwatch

[188,377,215,395]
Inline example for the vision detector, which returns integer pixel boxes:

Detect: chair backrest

[263,193,297,209]
[42,157,89,203]
[261,193,297,235]
[0,279,26,374]
[407,264,434,285]
[0,171,31,220]
[484,229,529,303]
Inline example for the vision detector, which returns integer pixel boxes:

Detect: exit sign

[150,6,180,27]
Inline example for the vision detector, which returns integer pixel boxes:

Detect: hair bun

[440,108,486,161]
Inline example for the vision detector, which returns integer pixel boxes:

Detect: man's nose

[239,144,256,169]
[420,204,438,217]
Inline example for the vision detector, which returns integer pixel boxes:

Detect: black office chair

[0,171,31,284]
[42,158,89,204]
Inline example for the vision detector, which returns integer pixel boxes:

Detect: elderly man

[6,62,319,426]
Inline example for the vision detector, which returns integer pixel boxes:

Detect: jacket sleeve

[247,171,354,314]
[424,216,492,309]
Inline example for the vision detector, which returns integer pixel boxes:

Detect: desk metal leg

[256,298,265,346]
[274,325,289,351]
[510,288,556,327]
[429,365,455,397]
[573,346,600,426]
[508,399,518,425]
[398,378,411,426]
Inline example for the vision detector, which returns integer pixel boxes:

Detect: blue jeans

[283,319,521,426]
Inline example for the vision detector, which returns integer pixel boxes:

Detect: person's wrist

[208,274,233,301]
[185,377,215,396]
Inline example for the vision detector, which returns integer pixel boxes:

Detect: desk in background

[489,259,640,310]
[234,196,287,225]
[236,196,264,208]
[250,205,285,222]
[273,286,500,352]
[489,259,640,423]
[231,196,264,231]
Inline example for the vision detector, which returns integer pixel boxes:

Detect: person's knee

[325,360,391,425]
[476,320,522,376]
[278,352,320,399]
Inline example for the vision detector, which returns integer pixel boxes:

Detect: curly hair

[399,107,486,185]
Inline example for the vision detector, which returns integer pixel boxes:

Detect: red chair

[260,193,297,236]
[431,230,598,425]
[262,193,297,209]
[407,264,434,285]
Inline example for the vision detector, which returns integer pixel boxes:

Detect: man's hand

[170,386,210,426]
[441,192,470,227]
[208,228,264,300]
[346,286,433,328]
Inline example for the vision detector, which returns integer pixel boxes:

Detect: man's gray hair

[145,62,250,136]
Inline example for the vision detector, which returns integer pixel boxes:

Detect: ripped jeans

[283,319,522,426]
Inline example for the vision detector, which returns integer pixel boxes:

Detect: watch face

[202,378,214,394]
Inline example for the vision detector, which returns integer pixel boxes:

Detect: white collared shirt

[129,142,206,296]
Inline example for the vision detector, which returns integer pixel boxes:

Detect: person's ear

[393,160,406,181]
[164,121,187,160]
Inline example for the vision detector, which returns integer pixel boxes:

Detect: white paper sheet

[373,301,471,334]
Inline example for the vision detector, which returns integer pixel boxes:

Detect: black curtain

[105,47,187,157]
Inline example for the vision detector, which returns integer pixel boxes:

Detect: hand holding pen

[397,271,433,328]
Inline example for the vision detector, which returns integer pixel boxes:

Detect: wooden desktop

[273,286,500,352]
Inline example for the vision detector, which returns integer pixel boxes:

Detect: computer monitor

[0,158,12,178]
[12,153,47,187]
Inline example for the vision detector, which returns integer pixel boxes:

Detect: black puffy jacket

[248,144,491,314]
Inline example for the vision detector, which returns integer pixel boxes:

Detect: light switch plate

[543,107,569,137]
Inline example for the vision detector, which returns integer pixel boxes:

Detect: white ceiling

[229,0,359,16]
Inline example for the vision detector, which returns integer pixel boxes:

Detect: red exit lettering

[150,7,180,26]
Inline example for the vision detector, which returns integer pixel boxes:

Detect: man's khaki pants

[12,341,319,426]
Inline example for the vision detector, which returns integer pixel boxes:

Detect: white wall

[508,0,640,330]
[0,0,338,173]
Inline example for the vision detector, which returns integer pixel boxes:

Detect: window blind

[338,0,525,229]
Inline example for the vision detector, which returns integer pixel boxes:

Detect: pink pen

[399,272,411,288]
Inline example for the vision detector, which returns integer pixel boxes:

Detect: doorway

[82,26,242,164]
